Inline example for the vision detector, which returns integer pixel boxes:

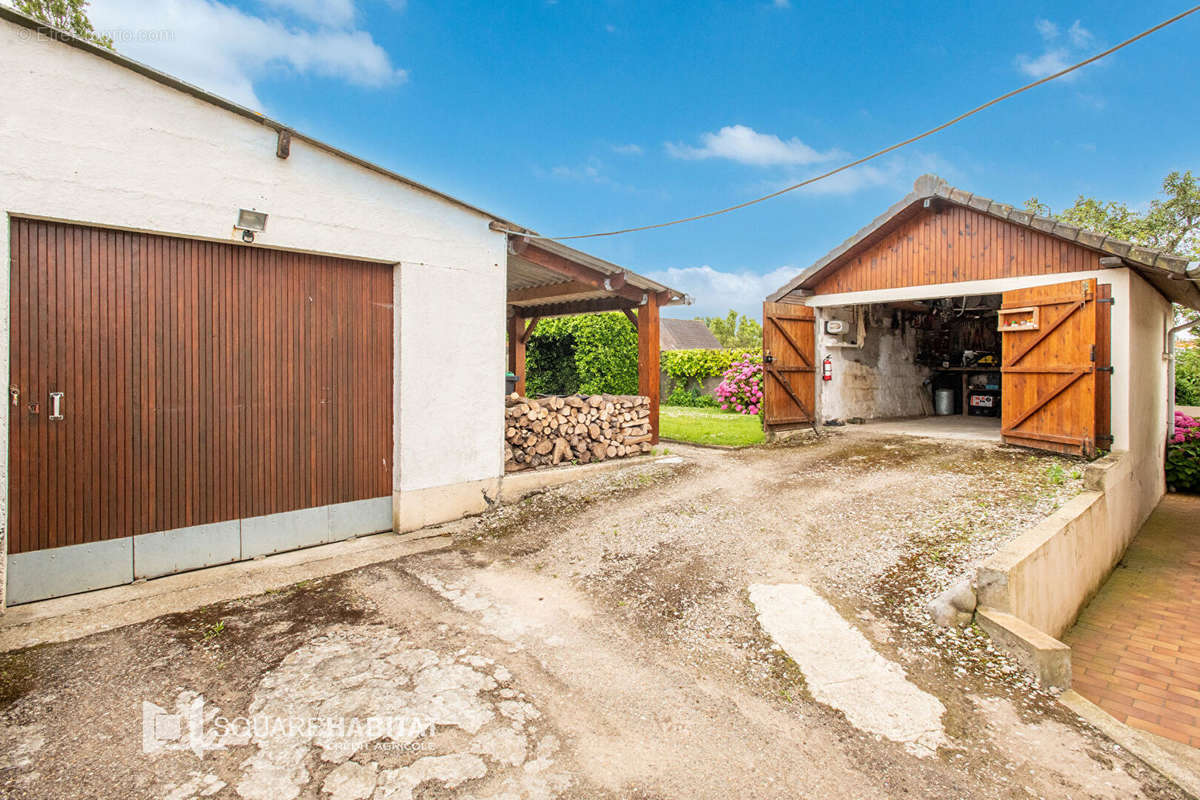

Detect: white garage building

[0,7,683,604]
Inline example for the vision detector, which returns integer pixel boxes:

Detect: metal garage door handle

[49,392,63,421]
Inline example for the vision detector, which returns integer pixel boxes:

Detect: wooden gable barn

[764,174,1198,484]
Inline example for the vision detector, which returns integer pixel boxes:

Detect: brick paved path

[1065,493,1200,748]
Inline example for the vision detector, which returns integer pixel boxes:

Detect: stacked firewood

[505,393,653,472]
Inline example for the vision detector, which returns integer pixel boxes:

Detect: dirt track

[0,433,1185,799]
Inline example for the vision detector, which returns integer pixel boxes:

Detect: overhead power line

[502,5,1200,242]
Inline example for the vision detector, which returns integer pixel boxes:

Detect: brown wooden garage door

[762,301,817,432]
[8,219,393,555]
[1000,278,1111,457]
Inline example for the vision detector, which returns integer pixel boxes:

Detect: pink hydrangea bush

[1168,412,1200,493]
[715,354,764,415]
[1175,411,1200,444]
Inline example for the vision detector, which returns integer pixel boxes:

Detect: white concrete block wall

[1119,271,1171,527]
[814,308,933,421]
[0,18,508,601]
[396,263,506,494]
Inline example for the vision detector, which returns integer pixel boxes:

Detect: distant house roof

[768,174,1200,310]
[660,319,721,350]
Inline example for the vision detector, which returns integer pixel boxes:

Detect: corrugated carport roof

[503,232,689,317]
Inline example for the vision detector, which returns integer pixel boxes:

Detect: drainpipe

[1168,317,1199,437]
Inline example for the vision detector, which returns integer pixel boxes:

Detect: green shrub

[524,322,579,396]
[525,313,638,396]
[525,322,761,400]
[1178,347,1200,406]
[1166,441,1200,493]
[664,386,718,408]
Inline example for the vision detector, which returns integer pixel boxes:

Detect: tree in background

[699,310,763,349]
[16,0,113,48]
[1026,171,1200,404]
[1025,170,1199,328]
[1178,347,1200,407]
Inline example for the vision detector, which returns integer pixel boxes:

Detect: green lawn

[659,406,766,447]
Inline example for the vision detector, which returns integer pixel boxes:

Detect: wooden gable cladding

[813,204,1103,295]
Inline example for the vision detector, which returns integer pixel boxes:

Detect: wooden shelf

[997,306,1039,332]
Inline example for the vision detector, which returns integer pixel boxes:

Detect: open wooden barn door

[762,301,817,433]
[999,278,1112,456]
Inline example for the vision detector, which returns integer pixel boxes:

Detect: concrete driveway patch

[749,582,948,757]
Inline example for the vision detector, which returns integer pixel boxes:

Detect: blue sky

[86,0,1200,319]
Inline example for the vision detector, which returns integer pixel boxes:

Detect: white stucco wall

[0,20,508,587]
[1117,270,1171,524]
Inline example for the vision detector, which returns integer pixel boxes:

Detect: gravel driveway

[0,432,1185,799]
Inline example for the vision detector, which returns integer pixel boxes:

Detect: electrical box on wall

[821,306,864,348]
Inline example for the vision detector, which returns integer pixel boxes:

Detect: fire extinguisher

[822,356,833,381]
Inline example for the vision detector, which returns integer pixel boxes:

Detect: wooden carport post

[507,312,526,395]
[637,293,661,444]
[508,312,541,395]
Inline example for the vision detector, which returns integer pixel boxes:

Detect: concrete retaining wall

[975,450,1161,686]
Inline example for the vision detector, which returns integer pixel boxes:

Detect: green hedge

[664,386,719,408]
[1178,347,1200,406]
[661,347,762,382]
[525,313,639,396]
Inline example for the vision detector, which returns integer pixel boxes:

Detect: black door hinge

[1097,366,1114,374]
[1098,297,1116,305]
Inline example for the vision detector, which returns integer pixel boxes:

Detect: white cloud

[611,143,643,155]
[1067,20,1093,48]
[757,152,952,197]
[1015,18,1094,80]
[797,163,898,195]
[259,0,357,27]
[666,125,839,167]
[1034,18,1058,39]
[1015,49,1071,79]
[647,265,799,320]
[550,163,604,182]
[539,159,638,192]
[89,0,406,110]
